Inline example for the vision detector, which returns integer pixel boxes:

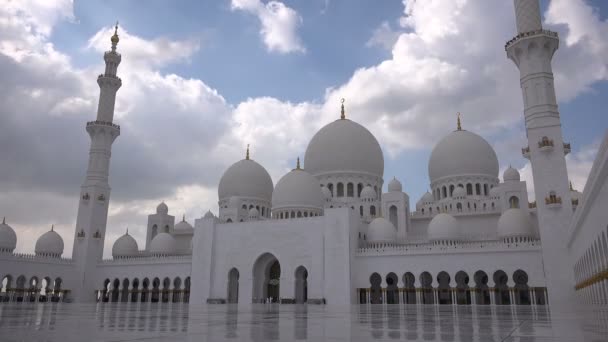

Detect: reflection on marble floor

[0,303,607,341]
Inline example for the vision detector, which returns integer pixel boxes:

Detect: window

[327,184,334,197]
[449,185,455,197]
[484,184,488,196]
[456,203,462,211]
[466,184,473,195]
[442,186,447,198]
[359,206,363,216]
[347,183,354,197]
[389,205,398,229]
[370,206,376,217]
[357,183,363,197]
[337,183,344,197]
[509,196,520,208]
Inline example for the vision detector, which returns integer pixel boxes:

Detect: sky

[1,0,608,258]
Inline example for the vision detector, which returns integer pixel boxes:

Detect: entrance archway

[295,266,308,304]
[252,253,281,303]
[227,268,239,304]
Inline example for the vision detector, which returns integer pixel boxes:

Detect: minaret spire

[456,112,462,130]
[111,22,119,52]
[246,144,250,160]
[506,0,574,307]
[340,98,346,120]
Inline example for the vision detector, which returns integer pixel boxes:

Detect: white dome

[304,119,384,177]
[388,177,402,192]
[361,186,376,200]
[156,202,168,215]
[428,130,499,183]
[428,213,460,241]
[149,232,177,255]
[249,207,259,218]
[35,227,64,256]
[368,217,396,243]
[452,186,466,198]
[112,231,139,258]
[174,217,193,231]
[204,210,215,219]
[497,208,535,239]
[503,166,520,182]
[0,218,17,252]
[272,168,324,210]
[421,191,434,203]
[218,158,273,202]
[321,186,332,201]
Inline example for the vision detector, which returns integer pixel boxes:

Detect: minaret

[506,0,574,305]
[71,24,122,302]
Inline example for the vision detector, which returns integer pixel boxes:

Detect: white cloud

[367,21,402,50]
[231,0,305,54]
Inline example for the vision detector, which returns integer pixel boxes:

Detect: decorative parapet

[522,146,530,159]
[100,253,192,265]
[505,29,559,50]
[357,239,541,257]
[0,251,73,264]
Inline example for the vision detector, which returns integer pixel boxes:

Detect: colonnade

[0,275,67,302]
[97,277,190,303]
[574,227,608,304]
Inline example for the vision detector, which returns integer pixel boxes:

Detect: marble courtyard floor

[0,303,607,341]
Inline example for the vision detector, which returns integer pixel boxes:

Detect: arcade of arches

[1,275,67,302]
[359,270,547,306]
[96,276,191,303]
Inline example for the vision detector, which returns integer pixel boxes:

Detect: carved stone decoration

[93,230,102,239]
[82,193,90,201]
[77,230,86,238]
[97,194,105,202]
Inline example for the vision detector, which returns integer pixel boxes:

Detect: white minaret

[506,0,574,306]
[71,24,122,302]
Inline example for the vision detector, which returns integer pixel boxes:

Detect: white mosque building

[1,0,607,307]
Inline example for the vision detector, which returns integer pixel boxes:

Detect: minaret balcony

[545,193,562,208]
[522,146,530,159]
[528,201,536,209]
[505,29,559,50]
[563,142,571,155]
[538,136,554,152]
[87,120,120,131]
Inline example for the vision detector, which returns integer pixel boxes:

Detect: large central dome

[428,129,498,183]
[304,119,384,177]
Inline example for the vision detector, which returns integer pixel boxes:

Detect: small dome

[249,207,259,219]
[0,218,17,252]
[428,213,460,241]
[304,118,384,177]
[35,227,64,256]
[503,166,520,182]
[420,191,434,204]
[452,186,466,198]
[497,208,534,239]
[272,168,324,211]
[368,217,396,243]
[149,232,177,255]
[112,231,139,258]
[174,217,193,231]
[428,129,499,183]
[321,186,332,201]
[361,186,376,200]
[218,158,273,202]
[204,210,215,219]
[156,202,168,215]
[388,177,402,192]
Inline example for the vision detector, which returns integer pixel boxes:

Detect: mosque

[0,0,607,308]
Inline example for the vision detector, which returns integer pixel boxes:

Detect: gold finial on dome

[182,214,186,222]
[246,144,250,160]
[456,112,462,130]
[2,217,4,224]
[51,224,54,232]
[111,21,119,48]
[340,98,346,120]
[126,227,129,235]
[296,157,301,170]
[569,181,574,191]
